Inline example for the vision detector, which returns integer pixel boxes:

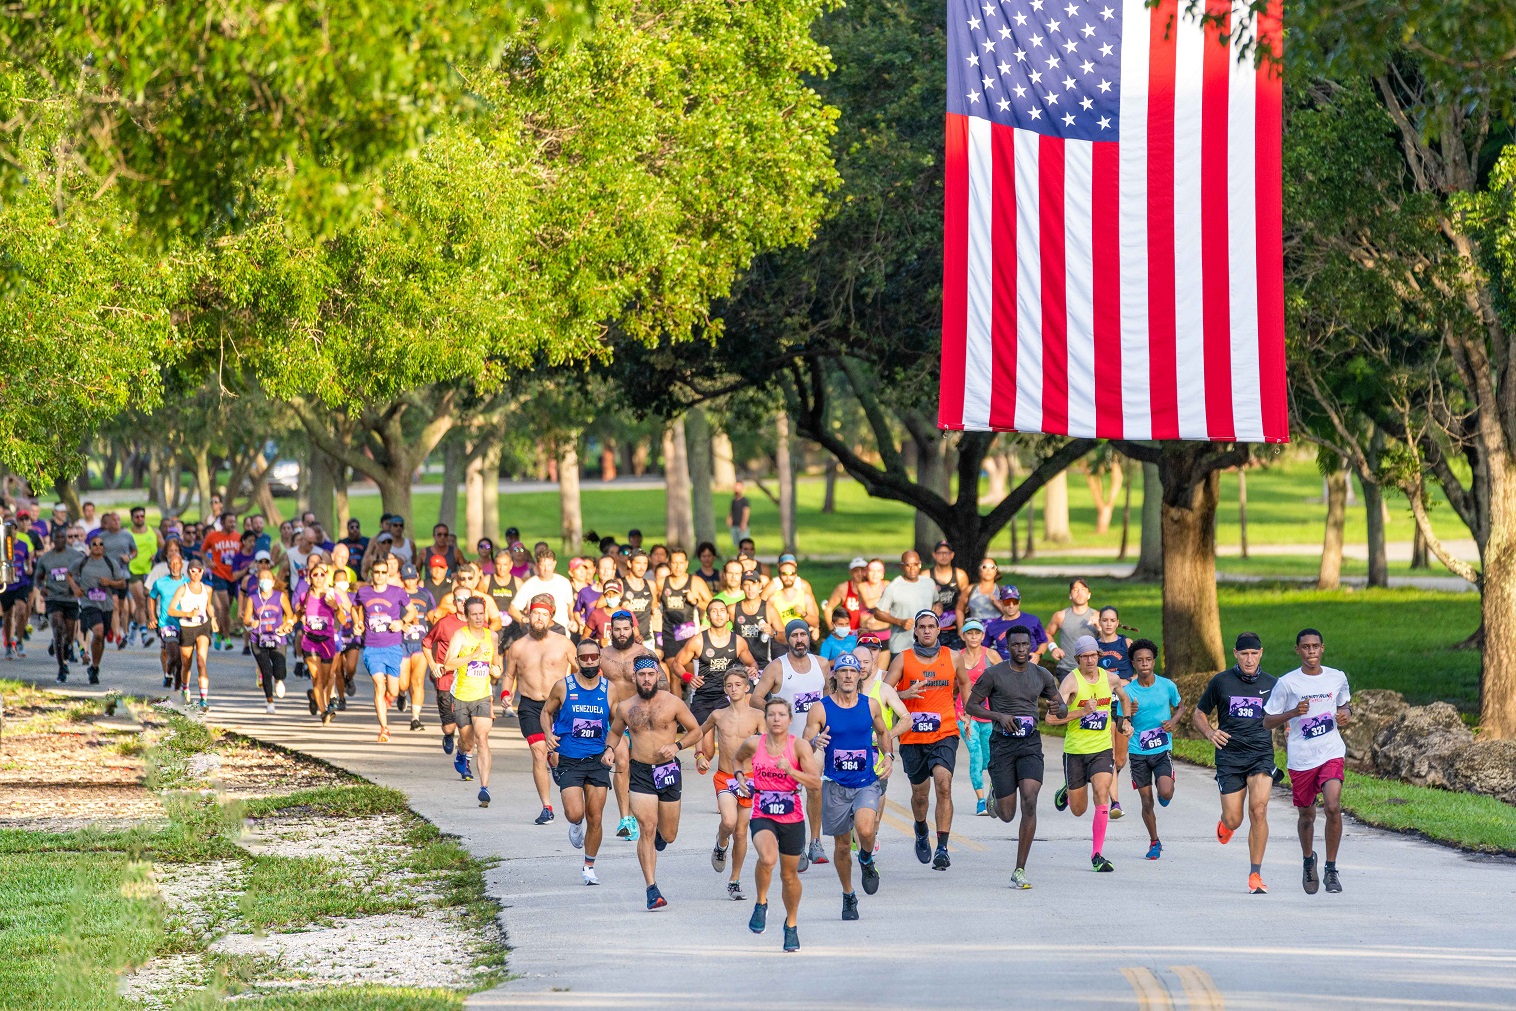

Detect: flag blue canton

[946,0,1125,142]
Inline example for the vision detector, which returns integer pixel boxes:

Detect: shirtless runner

[605,655,702,910]
[676,668,764,901]
[504,596,578,825]
[601,609,660,841]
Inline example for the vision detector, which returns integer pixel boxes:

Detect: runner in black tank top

[661,574,695,641]
[488,572,522,647]
[734,597,770,665]
[621,573,654,642]
[689,627,741,723]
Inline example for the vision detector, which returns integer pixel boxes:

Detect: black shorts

[1216,753,1278,795]
[689,692,730,726]
[179,620,212,643]
[1130,751,1174,789]
[0,586,28,609]
[436,690,456,728]
[901,738,959,785]
[751,816,807,856]
[79,606,109,631]
[517,695,547,744]
[1063,749,1115,790]
[553,753,611,791]
[989,750,1045,795]
[46,599,79,619]
[629,758,682,802]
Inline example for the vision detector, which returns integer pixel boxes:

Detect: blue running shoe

[913,829,931,864]
[783,924,800,952]
[654,830,667,852]
[647,885,667,910]
[478,787,491,807]
[455,753,472,780]
[748,902,768,933]
[1158,791,1171,808]
[442,733,455,755]
[1146,840,1163,860]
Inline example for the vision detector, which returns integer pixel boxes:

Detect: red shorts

[1290,757,1345,807]
[713,769,752,809]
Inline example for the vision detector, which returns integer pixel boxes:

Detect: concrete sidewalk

[9,642,1516,1009]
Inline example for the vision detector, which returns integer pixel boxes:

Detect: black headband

[1235,632,1262,651]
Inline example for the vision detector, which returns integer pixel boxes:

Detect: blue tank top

[552,674,611,759]
[821,694,877,789]
[1096,636,1133,680]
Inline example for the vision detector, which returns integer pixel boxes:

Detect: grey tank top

[1055,607,1100,673]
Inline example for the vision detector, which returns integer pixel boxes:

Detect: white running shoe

[582,865,600,886]
[266,703,276,715]
[568,819,586,849]
[274,680,286,699]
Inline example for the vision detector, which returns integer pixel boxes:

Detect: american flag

[937,0,1287,442]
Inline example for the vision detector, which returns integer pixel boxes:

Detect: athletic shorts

[713,769,752,809]
[1215,754,1278,795]
[553,753,612,791]
[821,779,883,836]
[750,816,806,856]
[1129,751,1174,790]
[989,751,1046,796]
[128,572,147,584]
[629,758,682,802]
[1064,749,1115,791]
[901,738,959,785]
[45,599,79,619]
[456,696,494,722]
[157,623,181,645]
[211,575,233,593]
[78,606,109,631]
[362,644,404,679]
[301,634,337,662]
[689,692,730,726]
[436,690,456,728]
[402,638,423,657]
[1,586,29,609]
[517,695,547,744]
[178,620,212,643]
[1290,757,1345,808]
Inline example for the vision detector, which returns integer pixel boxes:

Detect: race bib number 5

[1229,696,1264,719]
[792,691,821,714]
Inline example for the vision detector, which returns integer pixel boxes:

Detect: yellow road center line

[1171,965,1225,1011]
[882,798,988,851]
[1120,967,1174,1011]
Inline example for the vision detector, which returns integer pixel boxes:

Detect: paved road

[12,643,1516,1009]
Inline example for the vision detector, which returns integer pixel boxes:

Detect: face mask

[832,626,848,638]
[258,579,274,594]
[579,659,601,673]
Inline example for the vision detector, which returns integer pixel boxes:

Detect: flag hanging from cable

[937,0,1287,442]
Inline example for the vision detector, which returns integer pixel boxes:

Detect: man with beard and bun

[750,619,831,870]
[504,596,579,825]
[605,654,702,910]
[886,610,970,870]
[669,597,761,756]
[541,637,615,885]
[965,625,1068,889]
[676,668,764,901]
[802,652,895,921]
[601,609,660,840]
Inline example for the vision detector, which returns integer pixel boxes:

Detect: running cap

[933,539,951,550]
[857,631,883,648]
[741,570,762,583]
[603,579,623,593]
[376,532,394,543]
[913,608,939,625]
[428,555,448,569]
[1235,632,1263,651]
[849,556,867,569]
[961,618,985,634]
[400,564,418,579]
[1074,635,1100,656]
[632,655,660,673]
[253,550,272,562]
[831,653,862,673]
[783,618,810,639]
[611,608,635,622]
[1000,584,1021,600]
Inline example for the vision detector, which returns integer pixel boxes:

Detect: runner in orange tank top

[885,609,971,870]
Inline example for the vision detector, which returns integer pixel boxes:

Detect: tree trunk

[1134,461,1163,579]
[686,406,717,547]
[334,463,350,530]
[1318,469,1347,591]
[1481,462,1516,737]
[1023,496,1036,559]
[601,442,618,482]
[631,439,650,477]
[712,430,737,489]
[1043,469,1072,543]
[1238,468,1249,560]
[438,439,463,531]
[912,429,947,555]
[308,448,336,534]
[775,411,797,555]
[481,442,502,547]
[1364,429,1388,588]
[464,452,485,546]
[192,446,213,522]
[1161,468,1225,703]
[559,441,582,552]
[1117,457,1133,560]
[663,420,695,551]
[1085,462,1123,535]
[822,458,838,514]
[1411,516,1429,569]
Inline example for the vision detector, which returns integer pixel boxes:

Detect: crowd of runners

[1,500,1354,951]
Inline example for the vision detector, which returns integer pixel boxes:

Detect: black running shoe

[409,718,423,731]
[1324,867,1342,893]
[336,696,347,711]
[1055,785,1069,812]
[534,806,555,826]
[842,893,859,920]
[860,857,880,895]
[913,830,931,864]
[933,846,951,870]
[88,665,100,685]
[307,689,318,716]
[396,692,407,713]
[1303,851,1320,894]
[654,830,667,852]
[1092,853,1115,873]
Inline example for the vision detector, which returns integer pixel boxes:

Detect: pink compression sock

[1092,804,1110,857]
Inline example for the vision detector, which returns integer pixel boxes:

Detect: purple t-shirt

[356,584,411,648]
[575,584,602,621]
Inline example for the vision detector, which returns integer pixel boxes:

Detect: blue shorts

[363,644,404,679]
[211,575,233,593]
[402,638,424,657]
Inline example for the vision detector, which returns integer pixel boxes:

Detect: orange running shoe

[1216,819,1235,845]
[1248,872,1268,894]
[377,727,391,743]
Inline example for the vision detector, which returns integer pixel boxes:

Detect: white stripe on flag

[1064,139,1098,438]
[963,116,995,431]
[1226,0,1263,441]
[1013,127,1043,433]
[1117,0,1152,439]
[1171,4,1209,439]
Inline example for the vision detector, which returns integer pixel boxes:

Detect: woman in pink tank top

[955,619,1001,816]
[734,697,822,952]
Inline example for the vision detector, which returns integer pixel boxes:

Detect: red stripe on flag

[940,113,970,431]
[1200,0,1234,440]
[1091,140,1122,439]
[989,122,1019,431]
[1039,135,1068,436]
[1145,0,1179,440]
[1254,0,1287,443]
